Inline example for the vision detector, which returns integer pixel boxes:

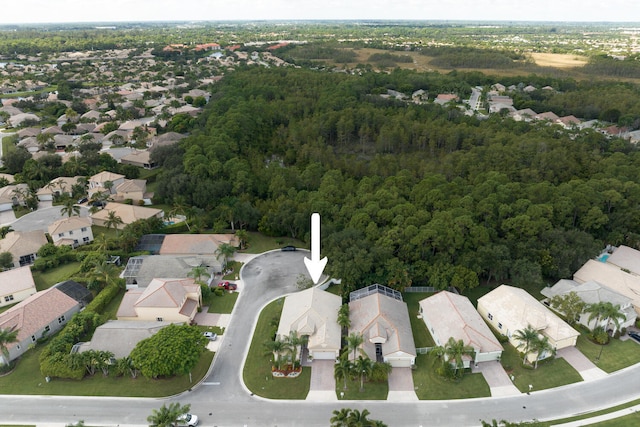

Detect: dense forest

[151,66,640,296]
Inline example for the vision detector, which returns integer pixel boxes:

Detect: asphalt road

[1,250,640,426]
[9,205,90,232]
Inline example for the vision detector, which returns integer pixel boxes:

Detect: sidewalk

[552,404,640,426]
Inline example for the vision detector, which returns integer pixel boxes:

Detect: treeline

[582,55,640,79]
[420,46,528,69]
[152,66,640,295]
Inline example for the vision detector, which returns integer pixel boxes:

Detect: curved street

[1,250,640,426]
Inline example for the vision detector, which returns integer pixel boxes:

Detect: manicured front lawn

[205,291,238,314]
[402,292,436,348]
[590,412,640,426]
[412,353,491,400]
[32,262,82,291]
[500,343,583,392]
[576,334,640,373]
[243,298,311,399]
[336,375,388,400]
[0,343,214,396]
[241,231,306,254]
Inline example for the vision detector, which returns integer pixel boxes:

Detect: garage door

[385,358,413,368]
[311,351,336,360]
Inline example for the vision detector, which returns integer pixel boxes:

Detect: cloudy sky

[2,0,639,24]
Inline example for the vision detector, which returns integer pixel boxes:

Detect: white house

[0,266,37,308]
[48,216,94,247]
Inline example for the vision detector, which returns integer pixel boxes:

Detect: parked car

[281,245,296,251]
[91,200,106,208]
[628,331,640,343]
[203,331,217,341]
[177,413,199,426]
[77,197,88,204]
[217,281,237,291]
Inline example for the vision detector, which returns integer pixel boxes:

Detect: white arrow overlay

[304,212,328,284]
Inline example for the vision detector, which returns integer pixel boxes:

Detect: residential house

[122,254,221,288]
[556,115,581,129]
[77,320,172,358]
[477,285,579,363]
[276,287,342,361]
[535,111,560,122]
[574,259,640,316]
[541,279,636,333]
[116,278,202,323]
[90,202,163,230]
[7,112,40,127]
[434,94,459,106]
[0,287,80,364]
[88,171,125,196]
[0,231,47,268]
[0,183,29,224]
[48,216,94,247]
[159,233,238,271]
[511,108,537,122]
[36,176,82,204]
[0,266,37,308]
[53,280,93,308]
[419,291,503,366]
[113,179,152,205]
[348,285,416,367]
[605,245,640,276]
[120,150,157,170]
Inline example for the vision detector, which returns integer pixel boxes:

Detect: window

[69,230,74,235]
[83,237,90,243]
[31,335,36,342]
[498,322,503,330]
[19,253,36,266]
[16,344,20,350]
[58,315,65,324]
[4,295,13,302]
[58,233,64,238]
[73,240,78,245]
[44,325,50,332]
[81,227,87,232]
[487,313,493,320]
[156,317,163,322]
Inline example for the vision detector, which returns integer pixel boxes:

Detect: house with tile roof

[48,216,93,247]
[113,179,152,204]
[0,266,37,308]
[90,202,163,230]
[158,234,238,270]
[477,285,579,363]
[419,291,503,366]
[0,183,29,224]
[36,176,82,203]
[277,287,342,361]
[77,320,171,358]
[605,245,640,276]
[541,279,636,333]
[0,231,47,268]
[0,287,80,364]
[116,278,202,323]
[88,171,125,195]
[348,285,416,367]
[120,150,157,170]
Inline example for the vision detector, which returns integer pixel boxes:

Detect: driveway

[387,367,418,401]
[557,346,607,381]
[9,205,90,232]
[474,360,521,397]
[307,360,337,401]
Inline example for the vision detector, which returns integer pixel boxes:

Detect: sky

[2,0,640,24]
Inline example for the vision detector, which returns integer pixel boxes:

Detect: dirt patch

[529,52,588,68]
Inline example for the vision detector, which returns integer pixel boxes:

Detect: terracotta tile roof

[135,278,193,308]
[159,234,238,255]
[0,287,79,350]
[0,231,47,258]
[90,171,125,184]
[90,202,162,225]
[0,266,36,295]
[48,216,92,236]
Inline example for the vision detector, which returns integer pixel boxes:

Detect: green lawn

[0,343,214,397]
[588,412,640,426]
[336,375,388,400]
[576,334,640,373]
[32,262,82,291]
[412,353,491,400]
[205,291,238,314]
[243,297,311,399]
[241,231,307,254]
[500,343,583,392]
[222,261,243,280]
[402,292,436,348]
[101,288,126,321]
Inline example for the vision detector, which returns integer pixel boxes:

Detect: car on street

[281,245,296,251]
[203,331,217,341]
[177,413,199,426]
[77,197,88,204]
[217,281,237,290]
[628,331,640,343]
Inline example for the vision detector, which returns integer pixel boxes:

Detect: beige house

[88,171,125,196]
[0,266,37,307]
[91,202,163,230]
[477,285,579,362]
[348,285,416,368]
[276,287,342,361]
[159,234,238,271]
[77,320,172,358]
[113,179,151,205]
[574,259,640,316]
[116,278,202,323]
[120,150,157,170]
[48,216,94,247]
[36,176,82,203]
[605,245,640,276]
[0,183,29,224]
[0,287,80,364]
[0,231,48,268]
[419,291,503,366]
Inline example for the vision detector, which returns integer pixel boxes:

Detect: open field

[530,52,589,68]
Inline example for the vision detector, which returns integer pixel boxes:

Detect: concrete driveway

[307,360,337,401]
[9,205,90,232]
[557,346,607,381]
[387,367,418,401]
[474,360,521,397]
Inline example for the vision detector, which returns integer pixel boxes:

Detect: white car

[203,331,217,341]
[177,413,199,426]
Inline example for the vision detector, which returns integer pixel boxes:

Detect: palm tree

[442,337,475,376]
[0,327,19,364]
[347,408,371,426]
[346,332,364,361]
[337,304,351,335]
[215,242,236,268]
[585,302,626,334]
[235,229,249,250]
[92,233,110,256]
[353,356,374,392]
[330,408,352,427]
[0,226,13,239]
[92,261,120,289]
[531,335,555,369]
[103,210,123,236]
[60,198,80,217]
[285,330,307,367]
[147,402,190,427]
[334,355,353,391]
[187,265,210,284]
[264,337,291,370]
[513,325,540,365]
[168,202,192,231]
